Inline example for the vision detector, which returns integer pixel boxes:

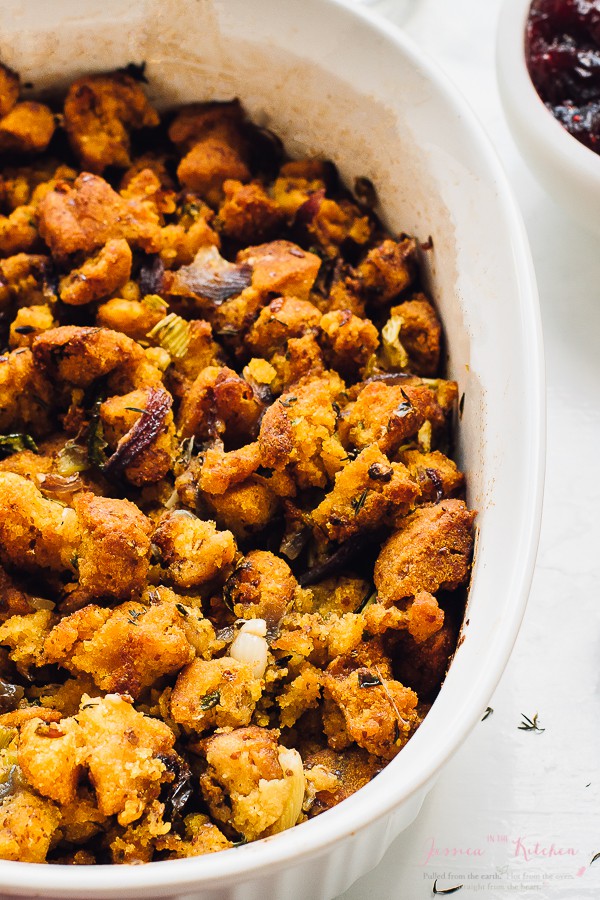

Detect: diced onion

[381,314,409,370]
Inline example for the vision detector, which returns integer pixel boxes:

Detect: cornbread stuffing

[0,62,475,864]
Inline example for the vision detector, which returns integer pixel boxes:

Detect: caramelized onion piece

[298,531,382,587]
[0,679,24,714]
[295,188,325,225]
[38,473,84,499]
[104,387,173,478]
[169,246,252,305]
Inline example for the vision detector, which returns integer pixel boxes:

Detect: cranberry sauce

[526,0,600,152]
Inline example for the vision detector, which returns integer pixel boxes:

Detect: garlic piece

[230,619,268,679]
[268,747,306,835]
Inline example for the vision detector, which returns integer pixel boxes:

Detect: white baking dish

[0,0,544,897]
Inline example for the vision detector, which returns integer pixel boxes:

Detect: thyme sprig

[519,712,544,733]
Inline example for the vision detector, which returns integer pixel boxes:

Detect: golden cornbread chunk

[218,179,284,243]
[239,240,321,301]
[224,550,297,624]
[0,101,55,153]
[323,665,419,759]
[319,308,379,379]
[38,172,161,257]
[0,791,60,863]
[374,499,476,604]
[0,348,54,436]
[170,656,262,732]
[0,63,19,118]
[43,599,195,698]
[258,372,346,489]
[63,73,159,173]
[246,296,322,358]
[200,727,304,840]
[59,238,132,306]
[339,380,446,455]
[312,444,420,543]
[153,510,236,589]
[9,304,55,349]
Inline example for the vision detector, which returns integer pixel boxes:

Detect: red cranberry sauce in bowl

[526,0,600,152]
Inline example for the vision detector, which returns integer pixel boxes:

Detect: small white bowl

[497,0,600,234]
[0,1,544,898]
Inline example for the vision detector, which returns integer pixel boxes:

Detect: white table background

[337,1,600,898]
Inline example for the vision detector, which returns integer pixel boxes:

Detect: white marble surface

[338,1,600,898]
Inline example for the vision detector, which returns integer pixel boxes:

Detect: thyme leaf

[355,589,376,614]
[481,706,494,721]
[590,851,600,866]
[433,880,463,895]
[87,394,108,469]
[127,608,143,627]
[351,489,368,516]
[200,690,221,711]
[0,433,38,458]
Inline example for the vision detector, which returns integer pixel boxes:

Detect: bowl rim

[0,0,545,894]
[496,0,600,179]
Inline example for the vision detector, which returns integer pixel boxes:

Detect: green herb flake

[433,880,463,896]
[87,395,108,470]
[518,712,545,733]
[280,397,297,408]
[200,690,221,711]
[57,440,89,476]
[357,671,382,688]
[0,433,38,458]
[351,489,368,516]
[175,603,188,617]
[481,706,494,721]
[355,589,376,614]
[393,389,414,420]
